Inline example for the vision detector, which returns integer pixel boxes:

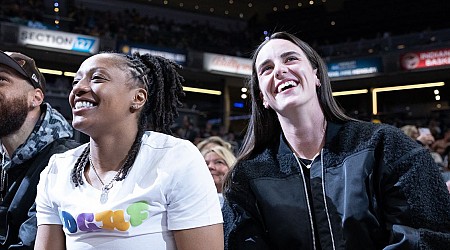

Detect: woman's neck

[279,111,327,160]
[89,129,139,171]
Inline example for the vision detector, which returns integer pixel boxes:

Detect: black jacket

[223,121,450,249]
[0,138,79,249]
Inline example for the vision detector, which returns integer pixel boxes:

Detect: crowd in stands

[2,0,450,58]
[3,1,450,162]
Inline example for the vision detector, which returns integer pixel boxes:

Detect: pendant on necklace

[100,187,109,204]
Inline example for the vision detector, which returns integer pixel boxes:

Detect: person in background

[0,51,79,249]
[197,136,233,154]
[432,128,450,158]
[401,125,444,168]
[400,125,435,147]
[34,52,223,249]
[201,145,236,207]
[222,32,450,249]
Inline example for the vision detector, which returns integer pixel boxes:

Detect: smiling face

[204,151,230,193]
[69,54,145,136]
[255,39,320,114]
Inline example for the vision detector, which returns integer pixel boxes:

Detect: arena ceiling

[133,0,448,44]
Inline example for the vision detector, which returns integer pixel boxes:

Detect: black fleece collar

[278,121,344,155]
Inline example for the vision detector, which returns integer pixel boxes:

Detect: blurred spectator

[197,136,233,154]
[201,145,236,207]
[401,125,443,168]
[432,128,450,158]
[176,115,199,143]
[401,125,435,148]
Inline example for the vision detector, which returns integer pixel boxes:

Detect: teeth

[277,80,298,93]
[75,101,94,109]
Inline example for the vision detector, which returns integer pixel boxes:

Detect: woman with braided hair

[34,52,224,249]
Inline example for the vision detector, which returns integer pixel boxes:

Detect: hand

[417,134,435,146]
[446,180,450,193]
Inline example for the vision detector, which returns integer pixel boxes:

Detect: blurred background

[1,0,449,146]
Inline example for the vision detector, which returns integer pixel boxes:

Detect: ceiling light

[309,1,314,5]
[298,2,302,7]
[64,71,76,77]
[332,89,368,96]
[434,89,440,95]
[241,87,248,92]
[273,7,278,11]
[183,87,222,95]
[38,68,63,75]
[371,82,445,115]
[285,5,289,9]
[248,3,253,7]
[241,93,248,99]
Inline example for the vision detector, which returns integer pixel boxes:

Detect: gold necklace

[89,154,124,204]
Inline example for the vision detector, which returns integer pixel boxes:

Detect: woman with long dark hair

[222,32,450,249]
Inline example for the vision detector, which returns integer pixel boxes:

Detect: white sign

[203,53,252,76]
[18,26,99,54]
[129,47,186,65]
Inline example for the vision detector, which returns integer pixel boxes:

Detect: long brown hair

[223,31,352,192]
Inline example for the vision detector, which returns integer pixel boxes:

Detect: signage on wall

[203,53,252,76]
[327,57,382,78]
[400,48,450,70]
[120,44,187,66]
[18,26,99,54]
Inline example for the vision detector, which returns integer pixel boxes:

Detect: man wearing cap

[0,51,79,249]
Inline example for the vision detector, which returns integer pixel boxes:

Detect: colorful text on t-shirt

[61,201,150,233]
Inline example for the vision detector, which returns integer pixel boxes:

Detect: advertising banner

[400,48,450,70]
[119,43,187,66]
[203,53,251,76]
[18,26,99,54]
[327,57,382,78]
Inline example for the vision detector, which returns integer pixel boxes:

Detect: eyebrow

[257,50,302,72]
[74,67,108,78]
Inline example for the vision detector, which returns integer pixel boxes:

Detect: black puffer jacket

[223,121,450,250]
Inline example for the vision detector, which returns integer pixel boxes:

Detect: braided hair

[71,52,185,186]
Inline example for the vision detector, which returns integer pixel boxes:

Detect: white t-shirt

[36,131,223,250]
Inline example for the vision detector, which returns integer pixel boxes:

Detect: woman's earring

[263,102,269,109]
[131,104,138,110]
[316,79,321,87]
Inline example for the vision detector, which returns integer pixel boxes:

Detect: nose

[275,64,288,79]
[71,78,90,96]
[207,162,215,171]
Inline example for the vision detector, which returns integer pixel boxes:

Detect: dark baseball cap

[0,50,46,91]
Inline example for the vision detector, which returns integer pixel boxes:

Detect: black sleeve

[380,132,450,249]
[223,168,271,250]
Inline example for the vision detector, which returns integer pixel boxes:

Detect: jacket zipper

[294,153,317,250]
[320,150,336,250]
[0,151,6,203]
